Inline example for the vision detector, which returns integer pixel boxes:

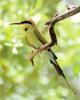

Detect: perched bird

[11,19,76,94]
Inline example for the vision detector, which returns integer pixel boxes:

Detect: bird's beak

[10,20,32,25]
[10,22,22,25]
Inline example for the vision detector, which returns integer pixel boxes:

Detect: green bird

[11,19,76,94]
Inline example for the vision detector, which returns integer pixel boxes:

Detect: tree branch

[29,42,52,60]
[29,6,80,60]
[45,6,80,25]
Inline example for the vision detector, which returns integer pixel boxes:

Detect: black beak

[10,20,32,25]
[10,22,22,25]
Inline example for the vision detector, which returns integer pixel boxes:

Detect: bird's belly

[25,32,42,48]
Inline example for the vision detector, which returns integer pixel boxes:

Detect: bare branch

[29,42,52,60]
[45,6,80,25]
[29,6,80,60]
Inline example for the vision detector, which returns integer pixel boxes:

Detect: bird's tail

[47,49,65,77]
[49,50,76,95]
[48,49,57,59]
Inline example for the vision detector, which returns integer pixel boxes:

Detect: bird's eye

[24,28,28,31]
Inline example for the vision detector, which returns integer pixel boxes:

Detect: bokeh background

[0,0,80,100]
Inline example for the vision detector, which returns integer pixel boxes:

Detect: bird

[10,19,76,94]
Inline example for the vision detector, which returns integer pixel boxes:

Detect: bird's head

[10,19,36,31]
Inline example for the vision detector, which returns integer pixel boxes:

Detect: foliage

[0,0,80,100]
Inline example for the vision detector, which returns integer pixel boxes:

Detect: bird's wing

[34,29,47,44]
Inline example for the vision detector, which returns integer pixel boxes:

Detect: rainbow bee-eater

[11,19,76,94]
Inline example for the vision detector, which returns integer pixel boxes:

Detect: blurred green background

[0,0,80,100]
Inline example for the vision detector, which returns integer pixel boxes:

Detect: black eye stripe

[20,21,32,25]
